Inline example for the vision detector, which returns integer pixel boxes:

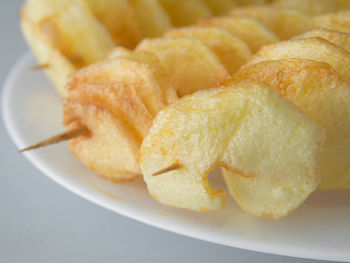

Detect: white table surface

[0,1,340,262]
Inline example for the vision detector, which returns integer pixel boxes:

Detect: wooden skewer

[19,126,89,153]
[152,163,181,176]
[19,125,181,175]
[30,63,50,70]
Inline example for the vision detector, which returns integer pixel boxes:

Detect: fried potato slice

[230,6,311,40]
[198,16,279,52]
[64,52,174,181]
[136,37,229,97]
[273,0,350,15]
[129,0,172,37]
[83,0,141,48]
[165,26,252,74]
[140,83,322,218]
[21,0,115,68]
[159,0,212,26]
[233,59,350,190]
[313,11,350,33]
[108,47,178,105]
[70,53,169,118]
[64,101,143,181]
[247,38,350,83]
[21,16,76,97]
[202,0,237,15]
[295,28,350,52]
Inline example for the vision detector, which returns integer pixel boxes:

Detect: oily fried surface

[295,27,350,52]
[140,83,322,218]
[247,37,350,83]
[198,16,279,52]
[136,37,229,97]
[64,53,174,181]
[230,6,311,40]
[232,58,350,190]
[165,26,252,74]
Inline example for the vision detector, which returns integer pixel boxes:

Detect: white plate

[3,53,350,262]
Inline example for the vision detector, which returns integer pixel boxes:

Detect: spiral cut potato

[22,0,350,217]
[63,50,176,181]
[19,0,272,96]
[232,59,350,190]
[139,83,323,218]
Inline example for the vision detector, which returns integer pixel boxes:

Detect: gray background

[0,1,339,262]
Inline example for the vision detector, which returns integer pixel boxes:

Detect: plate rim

[2,52,350,262]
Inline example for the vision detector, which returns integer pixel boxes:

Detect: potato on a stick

[63,52,176,181]
[136,37,229,97]
[232,59,350,190]
[20,0,115,96]
[247,38,350,83]
[165,26,252,74]
[139,83,323,218]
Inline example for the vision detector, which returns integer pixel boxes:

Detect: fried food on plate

[198,16,279,52]
[233,58,350,190]
[230,6,311,40]
[136,37,229,97]
[64,51,176,181]
[247,37,350,83]
[139,83,323,218]
[165,26,252,74]
[158,0,212,26]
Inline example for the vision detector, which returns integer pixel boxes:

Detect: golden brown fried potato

[165,26,252,74]
[247,38,350,83]
[21,0,115,96]
[22,0,115,67]
[273,0,350,15]
[232,58,350,190]
[83,0,141,48]
[108,47,178,106]
[64,52,174,181]
[129,0,172,37]
[313,11,350,33]
[202,0,237,15]
[140,83,322,218]
[295,28,350,52]
[21,17,76,97]
[230,6,311,40]
[198,16,279,52]
[159,0,212,26]
[136,37,229,97]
